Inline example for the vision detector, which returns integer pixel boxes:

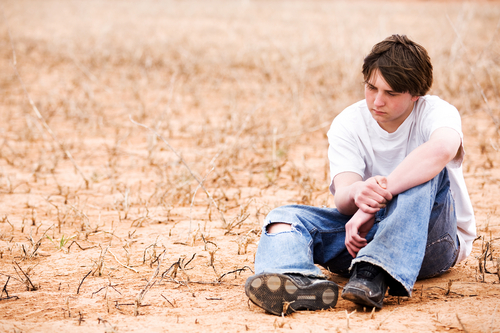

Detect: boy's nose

[374,93,385,107]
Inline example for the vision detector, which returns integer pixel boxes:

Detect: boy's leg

[246,204,372,315]
[343,168,458,306]
[254,205,353,276]
[416,184,459,280]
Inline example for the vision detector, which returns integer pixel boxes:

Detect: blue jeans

[254,169,459,296]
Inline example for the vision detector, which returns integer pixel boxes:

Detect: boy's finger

[346,235,366,249]
[346,244,357,258]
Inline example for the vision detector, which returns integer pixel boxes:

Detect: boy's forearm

[334,174,392,216]
[385,128,461,195]
[335,182,361,215]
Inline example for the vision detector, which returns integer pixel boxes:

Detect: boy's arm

[334,127,461,212]
[334,173,392,215]
[337,127,462,257]
[384,127,461,195]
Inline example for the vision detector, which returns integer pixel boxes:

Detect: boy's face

[365,70,419,133]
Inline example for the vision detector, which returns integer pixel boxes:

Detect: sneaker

[341,262,388,308]
[245,273,339,316]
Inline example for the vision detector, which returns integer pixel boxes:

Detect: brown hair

[362,35,433,96]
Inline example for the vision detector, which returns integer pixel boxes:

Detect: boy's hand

[352,176,392,214]
[334,172,392,216]
[345,210,375,257]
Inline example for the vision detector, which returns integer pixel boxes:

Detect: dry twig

[376,307,399,330]
[108,249,139,273]
[456,313,469,333]
[13,261,38,291]
[134,252,164,316]
[77,270,92,295]
[0,276,19,301]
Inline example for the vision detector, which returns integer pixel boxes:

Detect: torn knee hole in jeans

[265,222,292,234]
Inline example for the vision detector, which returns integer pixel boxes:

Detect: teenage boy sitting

[245,34,476,315]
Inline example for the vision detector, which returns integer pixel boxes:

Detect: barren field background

[0,0,500,332]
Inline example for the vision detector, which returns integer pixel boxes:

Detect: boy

[245,35,476,315]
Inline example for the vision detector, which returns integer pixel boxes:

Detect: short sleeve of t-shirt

[327,102,369,194]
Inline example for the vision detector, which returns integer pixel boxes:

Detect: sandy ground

[0,1,500,332]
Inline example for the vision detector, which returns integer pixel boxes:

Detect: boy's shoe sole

[245,273,338,316]
[341,285,384,308]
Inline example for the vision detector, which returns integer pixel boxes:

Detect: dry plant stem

[217,266,253,283]
[76,270,92,295]
[456,314,469,333]
[92,282,121,299]
[1,276,10,298]
[370,306,376,319]
[108,249,139,273]
[445,279,453,296]
[26,225,53,260]
[67,241,97,252]
[149,249,166,268]
[98,317,118,332]
[13,261,37,291]
[78,311,84,325]
[94,246,109,276]
[130,116,226,225]
[2,8,90,188]
[345,309,356,330]
[1,276,19,301]
[161,294,176,308]
[188,170,213,242]
[274,313,286,328]
[134,253,164,316]
[376,307,398,330]
[65,296,71,317]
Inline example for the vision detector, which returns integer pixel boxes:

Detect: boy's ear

[411,96,420,102]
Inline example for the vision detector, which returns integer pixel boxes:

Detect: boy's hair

[362,34,433,96]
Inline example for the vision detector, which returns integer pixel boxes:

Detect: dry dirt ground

[0,1,500,332]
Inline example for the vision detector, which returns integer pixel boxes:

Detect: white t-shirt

[327,95,476,263]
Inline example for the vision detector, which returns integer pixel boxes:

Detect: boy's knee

[266,222,291,234]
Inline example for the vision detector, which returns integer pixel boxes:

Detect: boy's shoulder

[414,95,460,120]
[416,95,457,110]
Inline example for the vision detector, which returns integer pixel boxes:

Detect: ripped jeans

[254,169,459,296]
